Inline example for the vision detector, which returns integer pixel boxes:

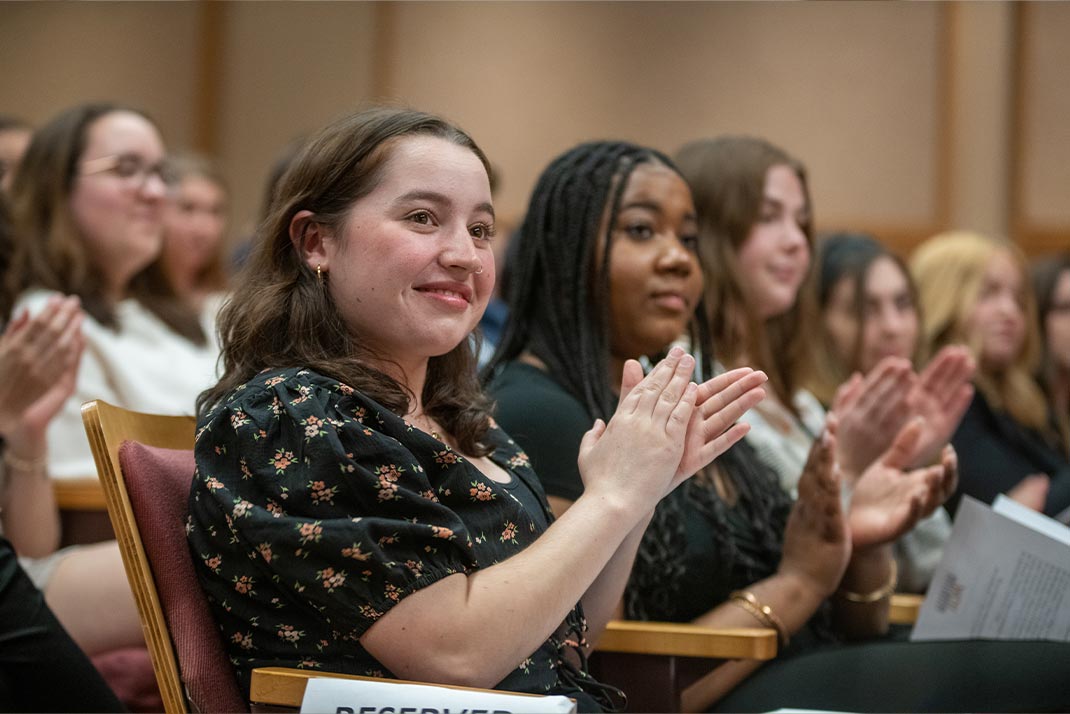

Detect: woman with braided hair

[487,140,1070,712]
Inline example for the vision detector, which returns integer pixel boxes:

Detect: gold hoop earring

[316,264,324,283]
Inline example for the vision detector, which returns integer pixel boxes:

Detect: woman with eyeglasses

[0,103,218,664]
[5,102,219,482]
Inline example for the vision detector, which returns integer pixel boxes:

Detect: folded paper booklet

[911,495,1070,642]
[300,676,577,714]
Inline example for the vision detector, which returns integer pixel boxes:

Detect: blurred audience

[676,137,971,592]
[0,116,32,193]
[135,151,230,352]
[5,102,218,479]
[911,231,1070,516]
[1031,252,1070,461]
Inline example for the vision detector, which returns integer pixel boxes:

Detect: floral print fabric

[187,367,592,699]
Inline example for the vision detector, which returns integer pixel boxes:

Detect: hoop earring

[316,264,324,283]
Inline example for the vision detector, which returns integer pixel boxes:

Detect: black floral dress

[187,367,609,707]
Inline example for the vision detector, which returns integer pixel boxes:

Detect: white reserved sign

[300,676,577,714]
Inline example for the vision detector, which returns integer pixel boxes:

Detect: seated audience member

[487,140,1070,712]
[4,102,219,479]
[137,151,230,350]
[911,231,1070,516]
[0,195,142,666]
[675,137,972,591]
[0,116,32,193]
[1031,252,1070,461]
[186,108,763,711]
[809,232,976,588]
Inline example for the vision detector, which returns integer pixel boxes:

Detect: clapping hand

[674,366,767,483]
[831,357,914,478]
[577,348,699,510]
[0,295,84,443]
[780,425,851,598]
[848,418,958,549]
[902,346,975,468]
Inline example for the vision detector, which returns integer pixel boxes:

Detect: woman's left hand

[902,345,975,468]
[848,418,958,549]
[831,357,915,478]
[673,367,767,482]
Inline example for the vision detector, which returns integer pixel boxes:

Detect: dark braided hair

[486,141,676,418]
[485,141,822,635]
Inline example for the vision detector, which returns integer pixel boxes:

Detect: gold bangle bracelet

[729,590,790,648]
[836,559,898,604]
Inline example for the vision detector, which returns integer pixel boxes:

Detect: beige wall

[0,2,200,156]
[1,1,1066,255]
[1017,2,1070,250]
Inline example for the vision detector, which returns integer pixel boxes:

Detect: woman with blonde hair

[911,231,1070,516]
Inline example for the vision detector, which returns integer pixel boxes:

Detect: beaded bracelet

[836,559,898,604]
[2,449,49,474]
[729,590,790,648]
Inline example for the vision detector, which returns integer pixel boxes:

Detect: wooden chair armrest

[596,620,777,660]
[890,593,923,625]
[53,477,107,511]
[249,667,542,709]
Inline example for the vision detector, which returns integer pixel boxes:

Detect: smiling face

[607,162,703,360]
[966,249,1028,371]
[735,163,811,319]
[68,110,167,297]
[315,135,495,370]
[824,255,919,373]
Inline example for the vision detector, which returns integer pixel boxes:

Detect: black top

[949,390,1070,518]
[489,361,591,501]
[187,367,607,706]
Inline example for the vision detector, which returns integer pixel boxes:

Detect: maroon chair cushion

[91,647,163,713]
[119,440,248,713]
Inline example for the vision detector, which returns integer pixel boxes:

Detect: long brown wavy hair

[199,107,495,456]
[675,136,816,415]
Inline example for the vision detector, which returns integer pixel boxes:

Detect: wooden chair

[82,399,244,714]
[83,399,777,713]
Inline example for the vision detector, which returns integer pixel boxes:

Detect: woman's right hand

[779,426,851,598]
[0,295,84,442]
[577,347,697,515]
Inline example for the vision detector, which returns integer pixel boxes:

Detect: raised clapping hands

[779,426,851,598]
[848,418,958,549]
[832,347,975,476]
[831,358,914,477]
[577,347,767,510]
[0,295,85,444]
[902,346,975,467]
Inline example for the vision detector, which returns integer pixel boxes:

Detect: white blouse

[14,288,220,479]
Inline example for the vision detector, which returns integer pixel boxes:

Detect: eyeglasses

[79,153,178,189]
